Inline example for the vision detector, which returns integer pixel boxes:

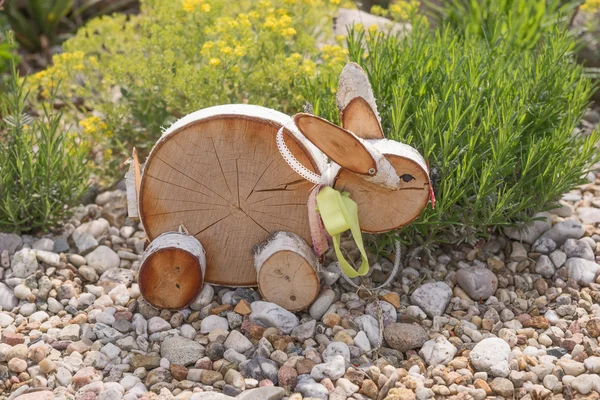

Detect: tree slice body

[254,231,319,311]
[332,139,431,233]
[139,232,206,309]
[138,105,325,287]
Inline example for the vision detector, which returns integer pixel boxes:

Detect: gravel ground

[1,117,600,400]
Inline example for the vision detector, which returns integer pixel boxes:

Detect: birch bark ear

[294,113,400,189]
[337,62,384,139]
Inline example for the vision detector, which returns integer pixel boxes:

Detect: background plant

[25,0,346,180]
[424,0,579,50]
[304,20,600,248]
[3,0,137,55]
[0,37,88,233]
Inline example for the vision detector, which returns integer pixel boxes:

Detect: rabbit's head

[293,62,432,233]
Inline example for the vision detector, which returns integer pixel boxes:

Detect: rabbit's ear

[337,62,384,139]
[293,113,377,176]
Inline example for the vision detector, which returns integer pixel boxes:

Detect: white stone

[147,317,171,334]
[200,315,229,334]
[34,250,60,267]
[85,246,120,274]
[189,284,214,311]
[504,212,551,244]
[180,324,196,340]
[557,359,585,376]
[565,258,600,286]
[11,248,39,278]
[14,284,31,300]
[354,331,371,353]
[469,337,511,377]
[584,356,600,373]
[224,330,253,353]
[419,336,457,366]
[0,283,18,311]
[311,354,346,381]
[411,282,452,317]
[0,312,14,328]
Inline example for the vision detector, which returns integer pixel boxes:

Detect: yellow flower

[182,0,204,12]
[220,46,232,54]
[201,3,211,12]
[330,0,341,4]
[209,58,221,67]
[234,45,247,57]
[231,66,241,73]
[582,0,600,11]
[282,27,297,37]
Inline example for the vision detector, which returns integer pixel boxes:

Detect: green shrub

[27,0,347,180]
[0,42,88,233]
[426,0,579,50]
[304,21,600,247]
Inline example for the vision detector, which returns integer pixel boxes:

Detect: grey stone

[190,284,214,311]
[565,258,600,286]
[34,250,60,267]
[410,282,452,318]
[98,268,134,291]
[535,255,555,279]
[201,315,229,334]
[563,239,595,261]
[295,375,328,399]
[365,301,397,326]
[11,248,39,278]
[32,238,54,252]
[333,8,408,39]
[0,233,22,255]
[309,289,335,320]
[549,250,567,268]
[354,315,379,347]
[291,320,316,342]
[85,246,120,274]
[532,237,556,254]
[53,238,70,253]
[236,386,285,400]
[73,233,98,254]
[250,301,299,334]
[322,342,350,364]
[456,266,498,300]
[0,283,18,311]
[224,330,253,353]
[541,220,585,246]
[383,323,428,352]
[161,335,204,366]
[310,355,346,381]
[504,212,551,244]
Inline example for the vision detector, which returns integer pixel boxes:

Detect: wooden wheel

[139,232,206,309]
[138,105,324,287]
[254,232,319,311]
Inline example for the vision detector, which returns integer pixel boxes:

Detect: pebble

[410,282,452,317]
[504,212,551,244]
[250,301,299,334]
[85,245,121,274]
[383,323,428,352]
[224,330,253,353]
[161,335,204,366]
[0,282,18,310]
[419,336,457,366]
[565,258,600,285]
[309,289,335,320]
[11,248,39,278]
[470,337,511,377]
[201,315,229,334]
[456,266,498,300]
[540,220,584,245]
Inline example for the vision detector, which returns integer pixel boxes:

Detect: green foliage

[3,0,137,53]
[0,40,88,233]
[4,0,73,52]
[27,0,344,180]
[426,0,579,50]
[304,22,600,246]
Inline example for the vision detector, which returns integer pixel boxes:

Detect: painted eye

[400,174,415,183]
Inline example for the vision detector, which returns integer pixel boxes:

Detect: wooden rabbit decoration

[127,62,432,311]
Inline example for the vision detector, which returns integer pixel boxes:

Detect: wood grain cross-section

[139,116,319,286]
